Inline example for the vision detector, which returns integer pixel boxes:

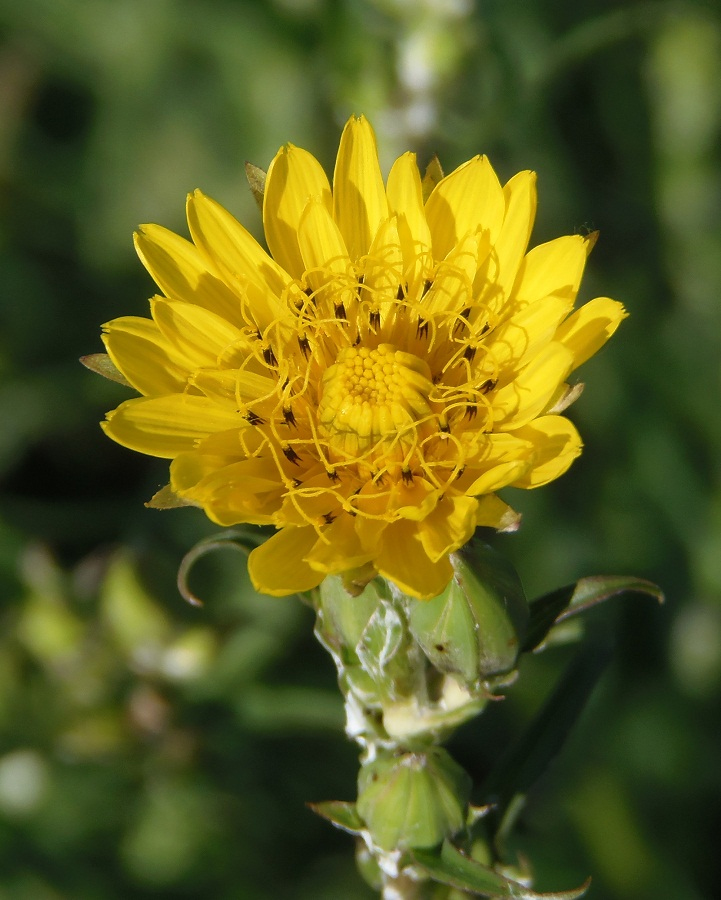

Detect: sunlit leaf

[412,840,590,897]
[79,353,132,387]
[523,576,663,653]
[245,162,267,213]
[308,800,364,835]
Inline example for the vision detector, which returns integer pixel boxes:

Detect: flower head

[100,116,625,599]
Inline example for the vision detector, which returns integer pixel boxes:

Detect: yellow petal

[483,294,574,374]
[102,395,243,458]
[418,495,478,563]
[190,368,277,406]
[102,317,188,396]
[511,416,582,488]
[478,170,537,311]
[151,298,248,369]
[297,198,354,295]
[134,225,242,324]
[424,156,505,261]
[508,234,590,313]
[172,454,283,526]
[463,459,530,496]
[375,519,453,600]
[422,232,479,316]
[555,297,628,369]
[264,143,332,279]
[186,190,291,328]
[333,115,388,261]
[386,152,433,290]
[248,526,325,596]
[361,217,404,325]
[474,494,521,532]
[307,513,375,574]
[492,342,574,430]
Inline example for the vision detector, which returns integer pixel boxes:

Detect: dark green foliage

[0,0,720,897]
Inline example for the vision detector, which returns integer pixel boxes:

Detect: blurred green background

[1,0,720,897]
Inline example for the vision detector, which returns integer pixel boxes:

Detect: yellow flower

[100,116,625,599]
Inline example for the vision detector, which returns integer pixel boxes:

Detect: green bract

[409,542,528,683]
[357,748,471,852]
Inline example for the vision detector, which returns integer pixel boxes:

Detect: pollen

[317,343,434,462]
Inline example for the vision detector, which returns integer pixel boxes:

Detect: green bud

[408,541,528,683]
[357,748,470,852]
[316,575,384,663]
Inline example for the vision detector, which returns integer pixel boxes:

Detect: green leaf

[145,484,194,510]
[79,353,131,387]
[177,530,263,606]
[307,800,364,835]
[245,162,266,212]
[523,575,663,653]
[481,644,611,841]
[412,841,590,898]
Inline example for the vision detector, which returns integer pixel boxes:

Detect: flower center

[317,344,435,463]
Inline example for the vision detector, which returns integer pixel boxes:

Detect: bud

[316,575,384,661]
[357,748,471,852]
[408,541,528,684]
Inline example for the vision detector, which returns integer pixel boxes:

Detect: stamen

[263,345,278,367]
[283,407,296,427]
[282,445,302,465]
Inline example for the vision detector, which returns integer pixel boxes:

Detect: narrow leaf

[412,841,590,898]
[245,162,267,212]
[146,484,195,509]
[523,575,663,653]
[178,530,264,606]
[308,800,364,835]
[481,644,611,838]
[422,155,444,202]
[80,353,132,387]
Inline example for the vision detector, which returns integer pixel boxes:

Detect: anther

[369,308,381,331]
[417,318,429,340]
[263,345,278,367]
[298,335,311,358]
[463,345,477,363]
[282,445,302,465]
[422,279,433,297]
[402,467,414,484]
[395,283,406,301]
[322,512,336,525]
[465,405,478,420]
[480,378,497,394]
[245,411,265,426]
[454,307,471,334]
[326,468,339,483]
[283,407,296,427]
[335,302,347,320]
